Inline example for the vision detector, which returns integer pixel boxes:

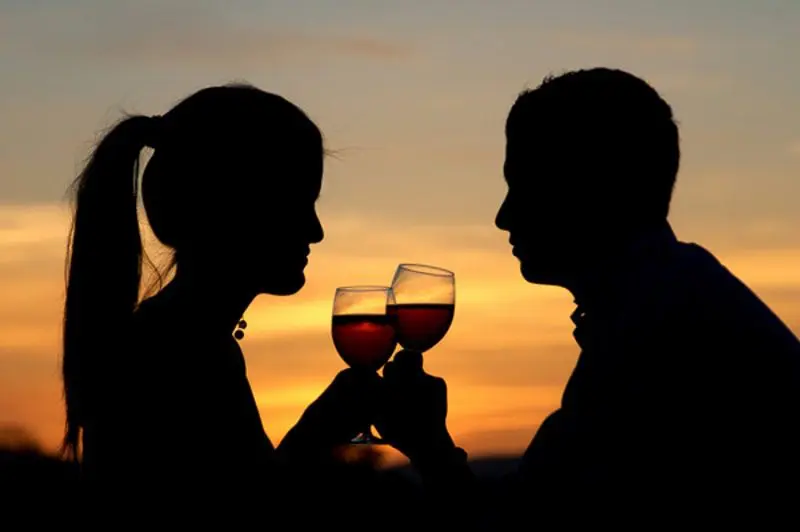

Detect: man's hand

[375,350,460,464]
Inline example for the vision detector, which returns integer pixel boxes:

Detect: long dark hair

[61,84,322,460]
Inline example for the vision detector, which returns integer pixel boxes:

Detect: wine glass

[388,264,455,353]
[331,285,396,444]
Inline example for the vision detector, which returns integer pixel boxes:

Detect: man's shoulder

[617,241,719,323]
[641,241,797,342]
[640,241,750,309]
[669,241,768,309]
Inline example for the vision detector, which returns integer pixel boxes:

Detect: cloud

[67,32,412,65]
[0,204,69,264]
[545,30,699,57]
[4,3,412,66]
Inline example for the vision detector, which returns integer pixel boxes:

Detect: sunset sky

[1,1,799,460]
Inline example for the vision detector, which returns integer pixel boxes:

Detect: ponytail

[61,115,155,460]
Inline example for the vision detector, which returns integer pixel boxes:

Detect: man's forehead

[503,142,573,192]
[505,123,558,145]
[505,129,570,164]
[503,135,537,167]
[503,150,532,187]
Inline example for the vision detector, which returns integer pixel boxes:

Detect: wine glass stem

[363,425,372,442]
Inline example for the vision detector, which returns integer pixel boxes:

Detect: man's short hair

[506,68,680,222]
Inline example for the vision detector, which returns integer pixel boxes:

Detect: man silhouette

[377,68,800,524]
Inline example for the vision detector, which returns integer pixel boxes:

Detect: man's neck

[568,221,677,312]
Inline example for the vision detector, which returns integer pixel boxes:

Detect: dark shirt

[81,295,275,500]
[514,224,800,519]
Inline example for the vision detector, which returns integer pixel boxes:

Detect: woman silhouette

[61,84,376,499]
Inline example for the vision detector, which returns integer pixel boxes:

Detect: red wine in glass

[387,303,454,353]
[389,264,455,353]
[332,314,397,371]
[331,286,395,444]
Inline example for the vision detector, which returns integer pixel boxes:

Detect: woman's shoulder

[132,297,169,346]
[131,294,218,373]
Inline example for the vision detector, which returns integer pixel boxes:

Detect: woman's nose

[309,216,324,244]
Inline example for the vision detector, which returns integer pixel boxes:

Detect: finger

[435,377,449,416]
[361,371,382,396]
[382,359,417,385]
[349,369,383,399]
[330,368,378,402]
[434,376,448,397]
[393,349,424,375]
[334,367,355,384]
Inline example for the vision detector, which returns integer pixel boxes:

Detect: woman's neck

[161,266,256,336]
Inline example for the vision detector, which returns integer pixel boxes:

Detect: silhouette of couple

[62,68,800,522]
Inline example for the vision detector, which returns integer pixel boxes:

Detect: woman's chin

[261,272,306,296]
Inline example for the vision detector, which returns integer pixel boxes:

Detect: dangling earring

[234,319,247,340]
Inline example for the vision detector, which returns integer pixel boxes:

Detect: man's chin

[520,261,562,287]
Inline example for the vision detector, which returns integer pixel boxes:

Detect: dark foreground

[1,440,519,526]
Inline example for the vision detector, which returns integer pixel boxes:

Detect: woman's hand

[277,369,381,462]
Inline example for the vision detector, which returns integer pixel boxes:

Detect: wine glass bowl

[389,264,455,353]
[332,286,397,372]
[331,285,396,444]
